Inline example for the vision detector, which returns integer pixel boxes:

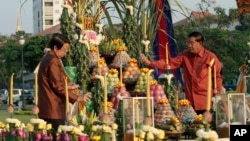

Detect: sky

[0,0,238,36]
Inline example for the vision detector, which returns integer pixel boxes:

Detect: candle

[135,100,139,123]
[214,65,217,90]
[34,73,38,105]
[143,12,147,35]
[206,59,214,111]
[120,63,122,84]
[166,43,169,64]
[229,95,233,121]
[82,16,85,30]
[9,73,14,105]
[104,74,108,114]
[146,69,154,116]
[64,77,69,113]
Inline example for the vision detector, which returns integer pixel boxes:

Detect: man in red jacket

[140,31,223,117]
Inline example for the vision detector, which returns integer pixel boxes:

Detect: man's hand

[77,92,92,102]
[140,53,151,66]
[203,111,212,123]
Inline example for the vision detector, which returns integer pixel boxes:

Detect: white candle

[9,73,14,105]
[34,73,38,105]
[206,59,214,111]
[143,12,147,35]
[104,74,108,114]
[64,77,69,113]
[146,69,154,116]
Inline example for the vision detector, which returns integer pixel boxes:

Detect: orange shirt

[150,47,223,110]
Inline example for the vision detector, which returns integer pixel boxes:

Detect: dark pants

[42,118,65,141]
[195,110,206,115]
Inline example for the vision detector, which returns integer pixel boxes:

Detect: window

[45,2,53,6]
[45,20,53,25]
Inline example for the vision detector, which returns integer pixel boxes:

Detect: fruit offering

[91,58,109,79]
[107,68,120,93]
[111,45,130,68]
[99,41,117,55]
[122,58,140,83]
[98,102,116,123]
[110,83,131,109]
[134,68,154,95]
[176,99,197,123]
[89,46,99,67]
[149,80,167,107]
[154,98,175,126]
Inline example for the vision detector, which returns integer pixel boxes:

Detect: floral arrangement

[56,125,89,141]
[195,128,218,141]
[135,125,165,141]
[26,118,53,141]
[90,123,118,141]
[0,118,27,140]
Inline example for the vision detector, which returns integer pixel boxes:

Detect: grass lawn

[0,104,37,124]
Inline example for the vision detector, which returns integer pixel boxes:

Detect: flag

[153,0,183,85]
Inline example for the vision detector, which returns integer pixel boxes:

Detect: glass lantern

[123,97,154,140]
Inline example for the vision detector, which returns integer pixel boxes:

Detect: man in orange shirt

[140,31,223,116]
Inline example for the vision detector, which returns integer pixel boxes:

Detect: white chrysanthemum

[196,128,218,140]
[6,118,21,125]
[60,125,74,132]
[142,125,151,132]
[30,118,46,124]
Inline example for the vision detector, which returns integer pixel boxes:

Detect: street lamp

[19,36,25,110]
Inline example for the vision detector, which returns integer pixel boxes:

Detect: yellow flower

[92,135,101,141]
[112,123,118,130]
[147,132,154,140]
[139,131,146,139]
[78,125,84,131]
[102,125,109,132]
[0,122,5,128]
[157,130,165,139]
[91,125,98,132]
[38,122,46,129]
[46,124,52,130]
[26,123,34,132]
[71,127,81,135]
[70,116,78,126]
[57,125,62,133]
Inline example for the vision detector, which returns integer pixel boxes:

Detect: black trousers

[195,110,206,115]
[42,118,65,141]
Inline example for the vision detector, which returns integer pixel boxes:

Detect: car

[23,91,34,105]
[0,89,8,105]
[4,89,25,106]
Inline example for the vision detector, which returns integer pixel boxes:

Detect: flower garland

[196,128,219,141]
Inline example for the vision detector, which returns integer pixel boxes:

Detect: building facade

[33,0,64,34]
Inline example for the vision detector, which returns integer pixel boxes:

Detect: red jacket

[150,47,223,110]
